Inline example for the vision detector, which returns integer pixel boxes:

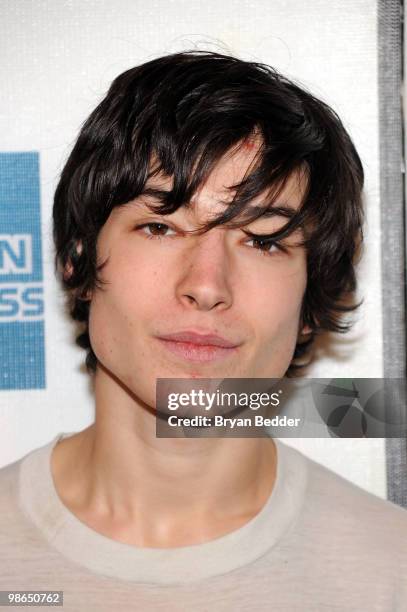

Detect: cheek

[248,269,306,376]
[87,251,167,361]
[249,266,307,331]
[110,248,168,310]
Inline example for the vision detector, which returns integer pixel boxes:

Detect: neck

[51,366,278,548]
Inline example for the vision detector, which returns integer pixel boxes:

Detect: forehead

[144,142,308,220]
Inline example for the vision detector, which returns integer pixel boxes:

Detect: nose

[175,230,233,312]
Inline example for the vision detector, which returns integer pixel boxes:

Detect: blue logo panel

[0,153,45,389]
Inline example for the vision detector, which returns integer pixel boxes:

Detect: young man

[0,51,406,610]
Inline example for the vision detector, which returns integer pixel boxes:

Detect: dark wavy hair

[52,50,364,376]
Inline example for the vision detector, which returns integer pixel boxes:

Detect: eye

[244,232,288,256]
[134,222,176,238]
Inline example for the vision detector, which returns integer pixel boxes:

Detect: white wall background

[0,0,387,498]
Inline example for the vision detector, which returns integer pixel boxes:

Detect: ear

[63,260,74,281]
[63,240,83,281]
[63,241,92,301]
[300,323,312,335]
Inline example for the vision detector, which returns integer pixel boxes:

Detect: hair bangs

[139,126,311,249]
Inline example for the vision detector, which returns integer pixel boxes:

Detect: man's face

[86,143,309,407]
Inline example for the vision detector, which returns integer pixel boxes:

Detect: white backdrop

[0,0,387,498]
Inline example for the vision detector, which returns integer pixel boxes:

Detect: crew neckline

[18,432,308,585]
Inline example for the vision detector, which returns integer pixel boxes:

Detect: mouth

[155,330,241,363]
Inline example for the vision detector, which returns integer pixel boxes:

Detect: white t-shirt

[0,433,406,611]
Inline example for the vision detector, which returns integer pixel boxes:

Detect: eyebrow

[240,205,298,220]
[141,187,172,199]
[137,188,298,220]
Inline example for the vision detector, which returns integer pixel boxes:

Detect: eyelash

[133,222,288,257]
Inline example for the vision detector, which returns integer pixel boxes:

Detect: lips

[157,331,239,348]
[155,330,241,363]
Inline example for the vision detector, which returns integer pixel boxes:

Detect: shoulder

[0,439,57,538]
[280,441,407,558]
[0,454,31,539]
[0,456,23,511]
